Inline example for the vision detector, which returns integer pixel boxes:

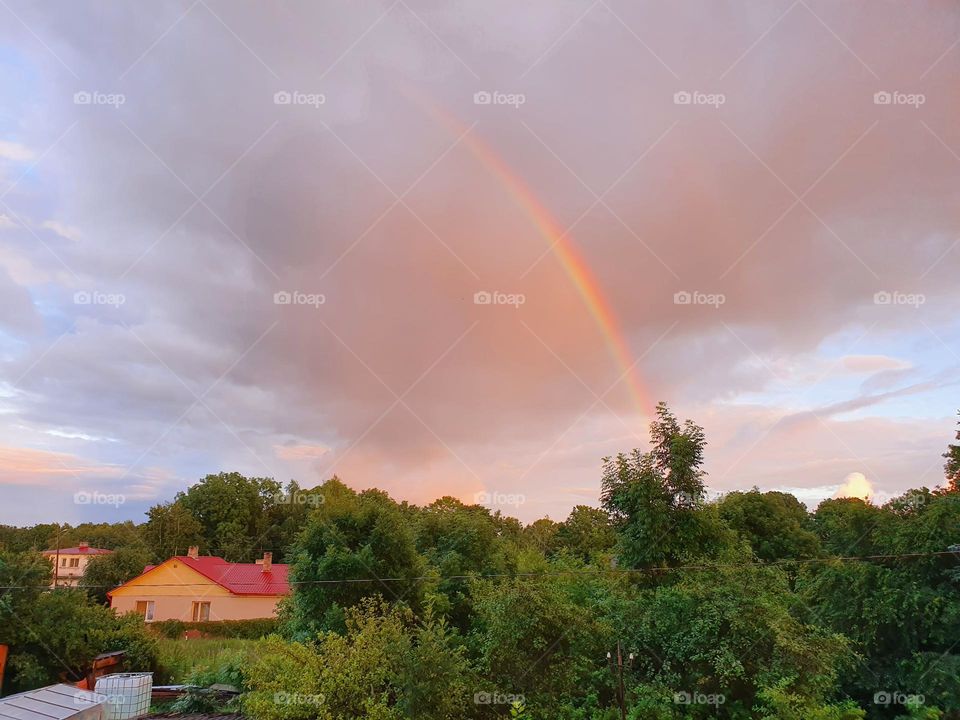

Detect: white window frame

[191,601,211,622]
[136,600,155,621]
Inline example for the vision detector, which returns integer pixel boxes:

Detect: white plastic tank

[93,673,153,720]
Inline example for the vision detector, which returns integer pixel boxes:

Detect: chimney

[78,541,89,550]
[187,546,199,559]
[261,552,272,573]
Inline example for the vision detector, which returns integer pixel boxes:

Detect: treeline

[254,405,958,719]
[0,404,958,718]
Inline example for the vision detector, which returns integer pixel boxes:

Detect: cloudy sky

[1,0,958,525]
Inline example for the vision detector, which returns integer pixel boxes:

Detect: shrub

[154,637,255,683]
[1,587,158,694]
[167,648,249,714]
[150,617,278,639]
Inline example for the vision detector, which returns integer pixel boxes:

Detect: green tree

[53,522,141,551]
[82,545,152,604]
[618,563,856,719]
[800,490,960,712]
[555,505,615,561]
[415,497,506,628]
[601,403,730,568]
[286,486,425,636]
[176,472,284,561]
[142,501,204,562]
[944,411,960,492]
[246,598,477,720]
[0,550,52,691]
[812,498,890,557]
[718,489,821,561]
[470,573,612,717]
[0,553,156,694]
[523,518,561,556]
[0,524,61,553]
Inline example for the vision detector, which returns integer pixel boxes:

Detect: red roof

[146,555,289,596]
[41,546,112,555]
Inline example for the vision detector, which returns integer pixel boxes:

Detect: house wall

[44,553,97,588]
[109,559,283,621]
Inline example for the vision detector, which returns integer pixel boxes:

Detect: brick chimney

[78,541,89,550]
[261,552,272,573]
[187,546,199,559]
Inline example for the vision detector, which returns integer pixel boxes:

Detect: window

[191,601,211,622]
[61,558,67,567]
[69,557,80,567]
[135,601,155,621]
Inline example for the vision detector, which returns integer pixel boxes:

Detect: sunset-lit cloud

[0,445,121,485]
[0,140,33,162]
[0,1,958,523]
[834,471,875,502]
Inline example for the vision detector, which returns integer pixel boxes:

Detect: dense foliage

[0,550,157,693]
[1,406,958,718]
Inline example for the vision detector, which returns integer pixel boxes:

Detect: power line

[0,550,956,591]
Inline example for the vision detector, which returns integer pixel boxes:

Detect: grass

[154,637,256,684]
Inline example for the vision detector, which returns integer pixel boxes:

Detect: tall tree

[718,489,821,561]
[555,505,615,561]
[82,545,152,604]
[175,472,283,561]
[287,485,425,636]
[141,501,204,562]
[944,411,960,492]
[601,403,728,567]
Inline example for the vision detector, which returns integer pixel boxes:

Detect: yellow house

[109,547,288,622]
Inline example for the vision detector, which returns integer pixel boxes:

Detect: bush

[245,598,477,720]
[150,617,278,639]
[154,637,255,683]
[1,587,158,694]
[167,648,249,714]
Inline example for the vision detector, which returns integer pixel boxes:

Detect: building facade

[41,542,113,588]
[108,548,288,622]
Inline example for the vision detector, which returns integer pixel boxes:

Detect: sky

[0,0,958,526]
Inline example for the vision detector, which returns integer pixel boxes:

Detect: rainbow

[416,94,652,417]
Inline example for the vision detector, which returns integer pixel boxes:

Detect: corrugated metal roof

[41,548,112,556]
[0,684,104,720]
[112,556,289,597]
[174,556,289,596]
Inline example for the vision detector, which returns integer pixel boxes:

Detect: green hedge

[149,617,278,640]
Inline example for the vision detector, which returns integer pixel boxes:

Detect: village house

[108,547,289,622]
[41,542,112,588]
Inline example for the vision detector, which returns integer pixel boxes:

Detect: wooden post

[53,525,62,588]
